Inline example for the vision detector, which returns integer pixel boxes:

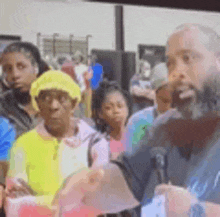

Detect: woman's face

[99,91,129,130]
[1,52,37,92]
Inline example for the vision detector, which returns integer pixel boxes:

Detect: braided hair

[2,42,48,77]
[92,80,133,134]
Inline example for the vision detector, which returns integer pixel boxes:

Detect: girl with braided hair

[92,80,132,160]
[91,80,138,217]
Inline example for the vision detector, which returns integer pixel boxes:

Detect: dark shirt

[112,109,213,206]
[0,90,39,138]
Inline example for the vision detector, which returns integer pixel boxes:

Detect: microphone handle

[156,168,166,184]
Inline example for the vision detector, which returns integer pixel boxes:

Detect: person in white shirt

[73,51,92,118]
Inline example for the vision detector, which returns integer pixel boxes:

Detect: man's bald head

[165,24,220,114]
[166,24,220,90]
[169,24,220,55]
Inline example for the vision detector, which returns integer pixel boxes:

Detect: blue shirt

[90,63,104,90]
[0,117,16,161]
[122,106,158,153]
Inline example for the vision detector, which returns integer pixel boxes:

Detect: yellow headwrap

[30,70,81,111]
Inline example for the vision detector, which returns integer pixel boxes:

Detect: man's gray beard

[172,86,201,119]
[200,71,220,113]
[172,71,220,119]
[12,89,31,106]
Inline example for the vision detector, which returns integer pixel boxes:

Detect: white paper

[142,195,166,217]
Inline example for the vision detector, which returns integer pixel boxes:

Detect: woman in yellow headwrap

[5,70,109,216]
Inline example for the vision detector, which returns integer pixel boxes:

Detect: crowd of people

[0,22,219,217]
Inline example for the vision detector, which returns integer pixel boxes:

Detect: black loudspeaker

[91,49,123,84]
[91,49,136,92]
[121,51,136,91]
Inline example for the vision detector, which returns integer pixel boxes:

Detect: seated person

[5,70,109,216]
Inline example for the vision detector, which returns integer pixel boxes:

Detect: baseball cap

[151,63,168,91]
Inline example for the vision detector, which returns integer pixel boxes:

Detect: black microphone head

[150,147,168,169]
[150,147,167,158]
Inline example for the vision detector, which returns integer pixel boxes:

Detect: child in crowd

[92,81,138,217]
[92,80,132,160]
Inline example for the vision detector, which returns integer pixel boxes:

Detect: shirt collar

[35,118,80,142]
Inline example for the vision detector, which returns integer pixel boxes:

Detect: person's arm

[131,86,155,99]
[154,184,220,216]
[54,142,153,215]
[83,163,140,213]
[7,146,55,208]
[53,164,139,216]
[90,137,109,168]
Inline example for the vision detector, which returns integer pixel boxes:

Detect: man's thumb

[86,169,105,191]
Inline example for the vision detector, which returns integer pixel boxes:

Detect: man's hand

[131,86,155,100]
[155,184,197,217]
[84,71,93,80]
[52,168,104,216]
[6,178,35,198]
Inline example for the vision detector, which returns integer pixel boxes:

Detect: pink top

[109,139,125,160]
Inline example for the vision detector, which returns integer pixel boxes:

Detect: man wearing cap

[5,70,109,216]
[123,63,172,153]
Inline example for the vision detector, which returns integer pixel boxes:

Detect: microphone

[150,147,168,184]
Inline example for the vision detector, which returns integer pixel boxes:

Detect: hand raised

[52,168,104,216]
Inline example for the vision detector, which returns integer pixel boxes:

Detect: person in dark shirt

[0,42,50,217]
[0,42,49,137]
[53,23,220,216]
